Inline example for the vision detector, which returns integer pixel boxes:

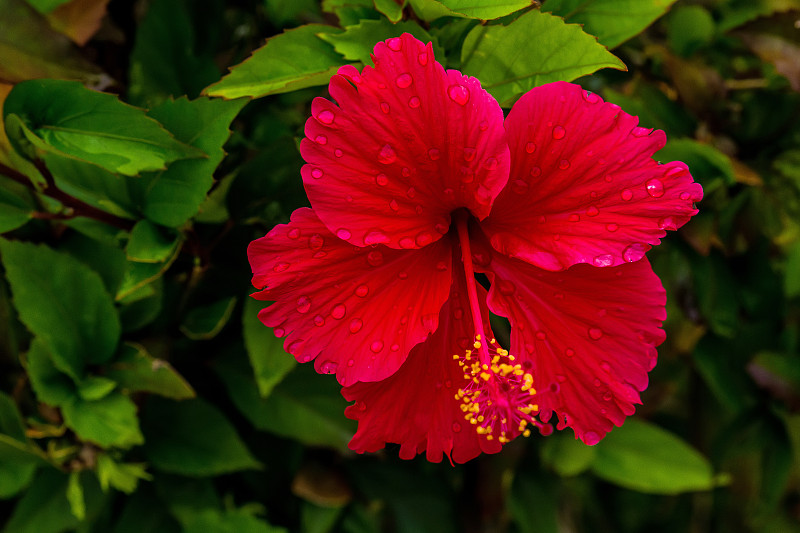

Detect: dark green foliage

[1,1,800,532]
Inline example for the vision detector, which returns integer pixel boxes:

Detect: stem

[0,161,134,231]
[454,211,491,365]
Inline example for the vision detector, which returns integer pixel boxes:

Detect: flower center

[454,213,542,444]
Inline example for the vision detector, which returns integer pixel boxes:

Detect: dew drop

[436,261,447,271]
[387,37,402,51]
[408,96,420,108]
[336,228,351,240]
[355,400,367,411]
[398,271,408,280]
[331,304,346,320]
[558,159,570,170]
[646,178,665,197]
[600,361,611,373]
[313,314,325,327]
[287,228,300,240]
[565,348,575,357]
[583,431,601,446]
[367,251,384,266]
[349,318,363,333]
[483,157,498,170]
[396,73,413,88]
[452,422,461,433]
[320,361,338,374]
[603,391,613,401]
[316,109,334,124]
[606,223,619,232]
[680,191,690,200]
[621,189,633,201]
[428,148,440,160]
[556,374,567,383]
[568,214,580,222]
[378,144,397,164]
[399,237,415,249]
[588,327,604,340]
[365,231,389,245]
[274,327,286,338]
[479,120,488,131]
[525,142,536,153]
[391,344,400,352]
[457,337,469,349]
[472,251,491,266]
[406,186,417,198]
[418,51,428,65]
[375,173,389,186]
[447,84,470,105]
[314,135,327,145]
[658,216,677,230]
[622,243,647,262]
[552,125,566,139]
[355,284,369,297]
[593,254,614,267]
[380,102,390,114]
[370,340,384,353]
[311,168,324,179]
[347,358,355,367]
[536,331,547,340]
[586,205,599,217]
[632,126,651,137]
[312,251,327,259]
[389,199,400,211]
[498,280,516,295]
[334,148,343,158]
[460,147,476,162]
[454,308,463,320]
[416,232,433,247]
[511,179,529,195]
[273,262,289,272]
[401,167,411,177]
[308,234,324,250]
[583,91,600,104]
[459,167,474,183]
[296,296,312,314]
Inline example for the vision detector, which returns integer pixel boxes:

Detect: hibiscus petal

[483,249,666,445]
[248,208,452,385]
[482,81,703,271]
[301,33,509,250]
[343,260,501,463]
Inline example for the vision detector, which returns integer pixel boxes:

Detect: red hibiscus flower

[248,33,702,463]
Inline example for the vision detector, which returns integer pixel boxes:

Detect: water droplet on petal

[355,400,367,411]
[416,232,433,247]
[680,191,690,200]
[390,344,400,352]
[399,237,415,249]
[313,314,325,326]
[511,179,529,194]
[529,166,542,178]
[408,96,420,108]
[398,271,408,280]
[483,157,499,171]
[436,261,448,271]
[606,223,619,232]
[586,205,599,217]
[646,178,665,197]
[296,296,312,314]
[632,127,651,137]
[387,37,402,51]
[396,73,413,88]
[498,280,516,295]
[311,168,323,179]
[336,228,351,240]
[287,228,300,240]
[603,391,613,401]
[452,422,461,433]
[621,189,633,201]
[316,109,334,124]
[558,159,570,170]
[593,254,614,267]
[565,348,575,357]
[479,120,488,131]
[556,374,567,383]
[658,216,677,230]
[346,358,355,367]
[600,361,611,373]
[315,135,327,145]
[552,125,566,139]
[459,167,474,183]
[583,91,600,104]
[355,284,369,297]
[428,148,440,160]
[334,148,343,158]
[378,144,397,164]
[463,147,476,161]
[380,102,390,114]
[330,304,346,320]
[525,142,536,153]
[365,231,389,245]
[418,51,428,65]
[274,327,285,337]
[583,431,601,446]
[389,199,400,211]
[367,251,384,266]
[623,243,647,262]
[273,262,289,272]
[370,340,384,353]
[588,327,604,340]
[376,173,389,186]
[401,167,411,177]
[569,214,580,222]
[447,84,470,105]
[536,331,547,340]
[349,318,363,333]
[472,251,491,266]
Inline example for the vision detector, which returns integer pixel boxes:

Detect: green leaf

[180,297,238,340]
[0,239,121,379]
[786,240,800,298]
[0,176,32,233]
[23,339,75,407]
[302,503,343,533]
[666,5,716,57]
[126,220,181,263]
[66,471,85,520]
[243,299,297,398]
[183,508,288,533]
[218,359,356,450]
[718,0,800,32]
[76,375,117,401]
[373,0,405,22]
[61,392,144,448]
[318,19,443,66]
[61,231,128,296]
[131,96,246,227]
[118,279,163,333]
[540,430,597,476]
[106,343,194,400]
[204,24,350,99]
[0,0,102,83]
[461,9,626,107]
[116,240,181,300]
[96,454,152,494]
[142,397,261,476]
[406,0,467,20]
[0,392,39,499]
[128,0,221,107]
[3,79,205,176]
[591,419,719,494]
[111,486,182,533]
[542,0,678,49]
[26,0,72,13]
[437,0,531,19]
[508,473,559,533]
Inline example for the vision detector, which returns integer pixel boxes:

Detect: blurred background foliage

[1,0,800,532]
